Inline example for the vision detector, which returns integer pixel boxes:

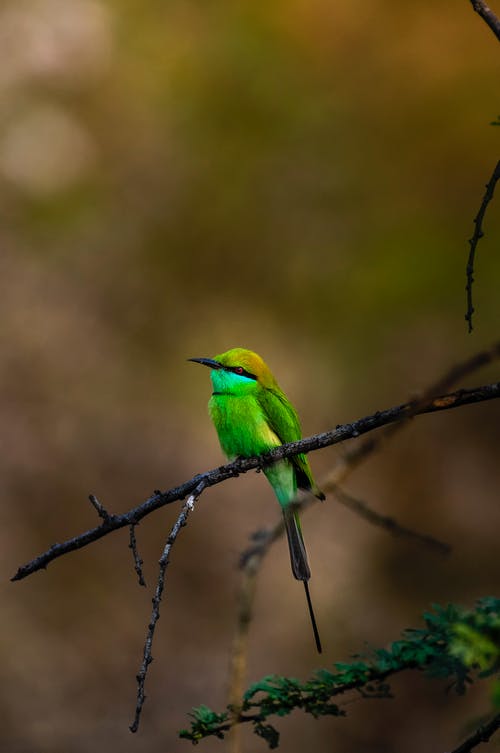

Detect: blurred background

[2,0,500,751]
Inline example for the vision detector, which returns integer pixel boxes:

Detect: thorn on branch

[129,525,146,587]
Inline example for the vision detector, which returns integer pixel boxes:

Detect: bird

[189,347,325,653]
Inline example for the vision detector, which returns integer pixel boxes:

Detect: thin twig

[415,339,500,397]
[448,712,500,753]
[470,0,500,42]
[129,525,146,587]
[129,479,206,733]
[331,484,451,554]
[12,380,500,582]
[465,160,500,332]
[236,480,450,578]
[88,494,110,521]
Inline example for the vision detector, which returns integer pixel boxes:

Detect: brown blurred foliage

[1,1,500,751]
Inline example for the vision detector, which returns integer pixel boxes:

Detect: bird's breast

[208,393,280,459]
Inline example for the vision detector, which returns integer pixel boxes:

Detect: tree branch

[470,0,500,42]
[128,524,146,587]
[11,379,500,582]
[88,493,110,522]
[130,480,206,733]
[465,160,500,332]
[330,484,451,554]
[449,713,500,753]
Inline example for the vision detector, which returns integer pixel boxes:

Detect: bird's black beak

[188,357,223,370]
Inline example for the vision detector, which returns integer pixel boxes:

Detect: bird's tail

[283,505,310,580]
[282,507,322,653]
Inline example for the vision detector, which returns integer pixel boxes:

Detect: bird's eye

[235,366,244,375]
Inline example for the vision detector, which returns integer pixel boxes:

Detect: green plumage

[189,347,324,653]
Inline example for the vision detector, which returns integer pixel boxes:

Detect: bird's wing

[258,387,323,497]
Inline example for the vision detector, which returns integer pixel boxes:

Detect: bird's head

[189,347,278,393]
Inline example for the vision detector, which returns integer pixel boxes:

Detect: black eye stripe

[226,366,257,380]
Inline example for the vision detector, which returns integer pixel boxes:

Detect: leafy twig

[179,599,500,748]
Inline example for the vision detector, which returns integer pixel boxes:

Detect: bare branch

[128,525,146,587]
[129,479,206,733]
[88,493,110,522]
[448,712,500,753]
[331,484,451,555]
[237,480,450,583]
[465,160,500,332]
[470,0,500,42]
[12,379,500,582]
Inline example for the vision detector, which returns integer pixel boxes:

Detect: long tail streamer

[303,580,322,654]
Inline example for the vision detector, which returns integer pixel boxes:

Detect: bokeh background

[2,1,500,751]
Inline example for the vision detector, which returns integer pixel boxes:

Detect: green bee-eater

[189,347,324,653]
